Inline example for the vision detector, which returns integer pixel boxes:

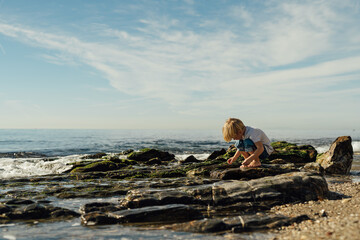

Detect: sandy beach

[270,180,360,240]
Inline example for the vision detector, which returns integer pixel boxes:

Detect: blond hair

[222,118,245,142]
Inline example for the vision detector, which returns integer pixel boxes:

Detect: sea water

[0,129,359,240]
[0,129,359,179]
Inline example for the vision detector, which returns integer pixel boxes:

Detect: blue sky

[0,0,359,130]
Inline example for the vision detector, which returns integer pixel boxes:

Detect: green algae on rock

[70,160,131,173]
[269,141,318,163]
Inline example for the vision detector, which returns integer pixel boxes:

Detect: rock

[70,160,132,173]
[316,136,353,174]
[147,157,162,165]
[210,164,299,180]
[207,149,226,160]
[149,169,187,178]
[186,168,212,177]
[49,206,81,218]
[180,155,200,164]
[108,204,203,224]
[219,146,238,160]
[167,213,310,234]
[169,218,229,233]
[81,204,203,226]
[70,168,152,180]
[270,141,317,163]
[0,204,13,214]
[193,172,328,206]
[268,159,291,164]
[43,184,128,199]
[122,149,134,155]
[81,152,107,159]
[80,202,124,214]
[182,184,215,205]
[224,213,310,232]
[319,209,327,217]
[184,158,234,178]
[3,199,35,205]
[81,212,118,226]
[120,189,204,208]
[183,172,329,209]
[302,162,325,175]
[128,148,175,162]
[0,201,80,222]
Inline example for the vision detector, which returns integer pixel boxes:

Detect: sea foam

[316,141,360,153]
[353,141,360,152]
[0,155,80,179]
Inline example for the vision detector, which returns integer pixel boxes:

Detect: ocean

[0,129,359,179]
[0,129,359,240]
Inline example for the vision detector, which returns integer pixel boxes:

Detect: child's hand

[227,157,235,165]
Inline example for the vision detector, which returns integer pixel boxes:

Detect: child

[222,118,273,168]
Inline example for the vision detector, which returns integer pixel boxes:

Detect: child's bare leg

[241,151,261,168]
[247,158,261,168]
[241,151,252,166]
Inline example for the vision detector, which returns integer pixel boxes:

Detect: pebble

[319,209,327,217]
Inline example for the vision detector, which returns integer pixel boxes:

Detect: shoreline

[270,180,360,240]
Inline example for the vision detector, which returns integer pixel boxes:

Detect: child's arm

[227,150,242,164]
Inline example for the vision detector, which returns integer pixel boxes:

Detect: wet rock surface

[210,163,299,180]
[0,199,80,223]
[81,204,203,226]
[0,137,355,238]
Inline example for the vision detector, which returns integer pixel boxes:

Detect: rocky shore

[271,181,360,240]
[0,136,356,239]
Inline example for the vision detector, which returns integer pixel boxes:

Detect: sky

[0,0,359,130]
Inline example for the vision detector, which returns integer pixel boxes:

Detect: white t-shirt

[243,126,274,154]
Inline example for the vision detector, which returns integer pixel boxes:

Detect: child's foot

[241,159,252,166]
[240,160,261,168]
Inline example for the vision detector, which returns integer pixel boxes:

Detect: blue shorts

[235,139,269,160]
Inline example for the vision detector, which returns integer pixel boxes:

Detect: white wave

[0,155,82,179]
[353,141,360,152]
[315,145,330,153]
[315,141,360,153]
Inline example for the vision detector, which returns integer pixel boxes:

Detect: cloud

[229,6,253,27]
[0,0,359,120]
[1,100,42,115]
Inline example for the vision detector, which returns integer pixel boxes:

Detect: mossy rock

[65,159,105,173]
[270,141,317,163]
[182,158,227,173]
[103,169,152,179]
[146,158,162,165]
[70,160,128,173]
[150,169,187,178]
[271,141,297,150]
[221,150,237,160]
[107,156,136,165]
[128,148,175,162]
[183,157,239,178]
